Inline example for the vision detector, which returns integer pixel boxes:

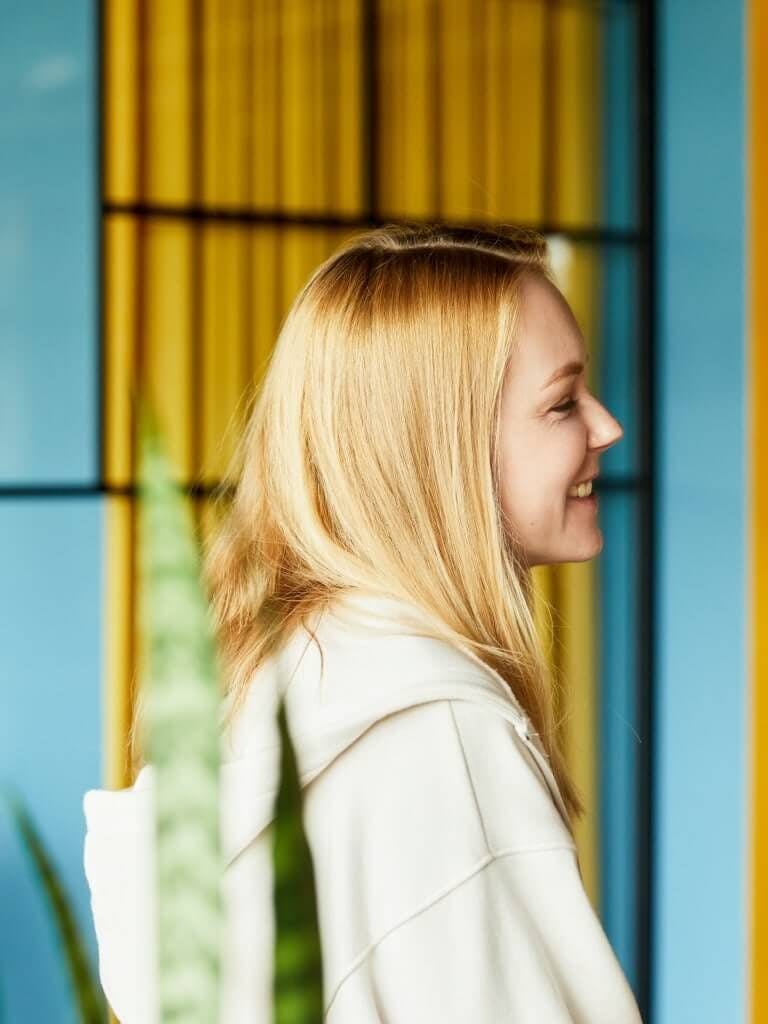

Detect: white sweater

[82,591,643,1022]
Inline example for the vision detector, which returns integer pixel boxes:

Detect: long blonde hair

[188,221,584,825]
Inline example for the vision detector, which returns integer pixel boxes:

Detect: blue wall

[598,1,643,994]
[0,1,98,483]
[655,1,748,1021]
[0,2,103,1020]
[0,501,103,1020]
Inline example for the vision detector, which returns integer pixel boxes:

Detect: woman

[83,223,642,1022]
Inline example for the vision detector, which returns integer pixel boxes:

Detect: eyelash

[552,398,579,417]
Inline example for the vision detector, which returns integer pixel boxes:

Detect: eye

[552,397,578,417]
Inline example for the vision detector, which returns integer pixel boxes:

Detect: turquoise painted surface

[0,1,103,1019]
[602,2,640,233]
[655,1,747,1021]
[598,0,643,994]
[0,499,104,1021]
[598,489,641,993]
[597,242,643,1000]
[0,1,97,483]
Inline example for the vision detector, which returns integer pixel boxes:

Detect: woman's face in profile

[497,272,624,567]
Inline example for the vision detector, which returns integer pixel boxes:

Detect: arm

[303,699,641,1023]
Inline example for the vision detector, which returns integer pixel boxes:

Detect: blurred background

[0,1,764,1021]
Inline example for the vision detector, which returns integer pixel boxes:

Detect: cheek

[497,421,585,523]
[499,461,566,527]
[550,421,588,478]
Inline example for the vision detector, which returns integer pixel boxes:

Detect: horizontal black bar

[0,482,233,500]
[103,201,647,248]
[0,474,651,500]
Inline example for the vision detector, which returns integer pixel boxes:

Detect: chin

[567,531,604,563]
[528,531,604,567]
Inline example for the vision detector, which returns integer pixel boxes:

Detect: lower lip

[567,492,598,510]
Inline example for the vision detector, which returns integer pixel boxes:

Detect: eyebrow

[541,354,590,390]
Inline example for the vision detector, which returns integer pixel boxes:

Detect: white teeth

[567,479,593,498]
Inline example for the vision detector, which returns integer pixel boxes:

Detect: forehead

[511,273,587,377]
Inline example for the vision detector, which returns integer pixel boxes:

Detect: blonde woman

[83,224,643,1022]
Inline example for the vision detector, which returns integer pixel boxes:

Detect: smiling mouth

[567,479,594,499]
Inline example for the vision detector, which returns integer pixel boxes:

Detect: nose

[587,399,624,452]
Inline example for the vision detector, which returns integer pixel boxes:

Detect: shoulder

[306,697,575,859]
[302,698,577,1005]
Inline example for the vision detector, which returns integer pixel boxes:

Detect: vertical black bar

[635,0,657,1019]
[362,0,379,220]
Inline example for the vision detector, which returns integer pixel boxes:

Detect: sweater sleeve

[82,770,159,1024]
[303,699,642,1024]
[326,845,642,1023]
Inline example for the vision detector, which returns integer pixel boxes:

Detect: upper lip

[571,473,599,486]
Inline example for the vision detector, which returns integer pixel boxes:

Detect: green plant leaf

[272,699,324,1023]
[136,399,223,1022]
[1,785,105,1023]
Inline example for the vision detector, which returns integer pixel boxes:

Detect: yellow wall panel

[282,0,321,210]
[551,3,602,225]
[309,0,329,210]
[532,562,558,663]
[557,559,600,909]
[251,0,281,207]
[143,221,194,482]
[104,495,136,791]
[550,241,602,367]
[439,0,483,220]
[251,227,281,390]
[280,227,335,315]
[498,0,547,222]
[572,255,601,364]
[202,0,223,205]
[376,0,399,215]
[104,0,138,202]
[336,0,364,214]
[377,0,407,216]
[202,0,251,207]
[146,0,192,204]
[104,214,138,487]
[399,0,437,218]
[483,0,507,222]
[223,0,253,207]
[201,225,249,483]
